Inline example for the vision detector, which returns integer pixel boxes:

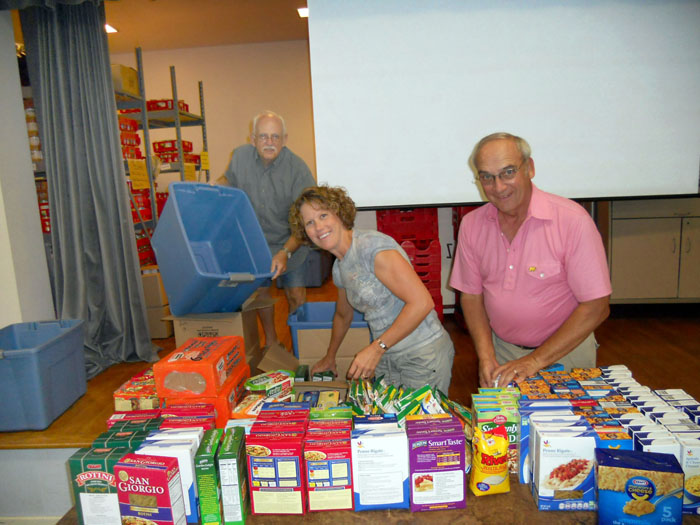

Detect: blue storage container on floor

[287,302,370,358]
[151,183,273,316]
[0,319,86,431]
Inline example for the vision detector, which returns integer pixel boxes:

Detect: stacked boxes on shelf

[376,208,443,319]
[153,139,200,166]
[118,115,142,160]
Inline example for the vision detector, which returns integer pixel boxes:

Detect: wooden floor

[1,277,698,450]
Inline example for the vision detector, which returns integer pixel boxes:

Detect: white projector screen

[308,0,700,208]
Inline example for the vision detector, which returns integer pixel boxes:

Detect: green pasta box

[195,428,224,525]
[68,447,130,525]
[92,429,151,449]
[218,427,248,525]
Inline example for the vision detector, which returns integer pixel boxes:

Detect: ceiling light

[105,24,118,33]
[297,7,309,18]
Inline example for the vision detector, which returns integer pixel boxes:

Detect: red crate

[37,202,51,234]
[146,99,188,112]
[118,116,138,132]
[120,132,141,147]
[377,208,438,230]
[153,140,193,153]
[452,205,481,240]
[155,151,200,165]
[401,240,441,266]
[155,192,168,217]
[121,146,143,160]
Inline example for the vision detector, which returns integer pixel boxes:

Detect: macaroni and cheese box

[303,437,353,511]
[596,448,684,524]
[679,437,700,515]
[154,337,246,398]
[194,429,224,525]
[244,431,306,514]
[114,453,186,525]
[407,426,465,512]
[68,447,130,525]
[218,427,248,525]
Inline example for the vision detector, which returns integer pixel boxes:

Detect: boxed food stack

[113,368,160,412]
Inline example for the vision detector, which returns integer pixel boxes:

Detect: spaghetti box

[245,431,306,515]
[218,427,249,525]
[407,426,465,512]
[303,437,354,511]
[154,336,246,398]
[596,448,684,524]
[68,447,130,525]
[0,319,85,431]
[93,430,152,449]
[151,183,273,316]
[114,453,186,525]
[194,429,224,525]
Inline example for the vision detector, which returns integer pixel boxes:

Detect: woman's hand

[347,341,384,381]
[310,355,338,377]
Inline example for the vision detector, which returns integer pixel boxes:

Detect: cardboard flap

[257,344,299,372]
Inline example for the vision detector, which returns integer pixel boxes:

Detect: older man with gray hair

[450,132,611,388]
[224,110,316,353]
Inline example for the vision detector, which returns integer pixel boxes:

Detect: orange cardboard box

[163,363,251,429]
[154,336,245,398]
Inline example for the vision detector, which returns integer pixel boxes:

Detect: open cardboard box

[163,292,277,370]
[256,343,349,399]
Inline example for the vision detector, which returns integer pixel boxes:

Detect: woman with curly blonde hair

[289,185,454,391]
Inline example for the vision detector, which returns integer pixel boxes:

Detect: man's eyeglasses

[256,133,282,143]
[477,158,528,186]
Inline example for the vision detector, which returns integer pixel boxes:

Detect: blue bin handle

[218,271,274,288]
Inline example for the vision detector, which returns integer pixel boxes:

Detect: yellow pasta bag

[470,424,510,496]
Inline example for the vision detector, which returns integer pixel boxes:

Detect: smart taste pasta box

[114,453,186,525]
[596,448,684,524]
[303,436,353,511]
[406,425,466,512]
[244,431,306,514]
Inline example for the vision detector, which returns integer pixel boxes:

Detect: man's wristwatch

[281,247,292,260]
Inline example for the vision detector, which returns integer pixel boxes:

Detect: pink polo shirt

[449,185,611,347]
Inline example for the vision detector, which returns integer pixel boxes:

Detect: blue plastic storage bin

[0,319,86,431]
[151,183,273,316]
[287,302,370,358]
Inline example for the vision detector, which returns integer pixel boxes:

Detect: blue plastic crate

[287,302,370,358]
[151,183,273,316]
[0,319,85,431]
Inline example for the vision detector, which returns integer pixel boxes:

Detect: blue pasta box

[596,448,684,524]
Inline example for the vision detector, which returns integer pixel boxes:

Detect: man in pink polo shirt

[449,132,611,388]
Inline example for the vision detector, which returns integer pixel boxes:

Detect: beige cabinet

[609,198,700,302]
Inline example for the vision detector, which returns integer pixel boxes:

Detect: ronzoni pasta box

[114,453,186,525]
[68,447,130,525]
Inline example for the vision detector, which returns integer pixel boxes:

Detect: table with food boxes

[4,183,699,525]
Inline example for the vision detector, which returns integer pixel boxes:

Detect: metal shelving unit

[114,47,210,232]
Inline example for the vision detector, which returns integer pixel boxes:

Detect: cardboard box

[148,304,174,339]
[111,64,140,97]
[165,295,275,362]
[142,266,169,307]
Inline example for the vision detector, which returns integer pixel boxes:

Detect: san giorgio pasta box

[114,453,186,525]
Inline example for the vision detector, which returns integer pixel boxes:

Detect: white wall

[111,40,316,187]
[0,11,55,328]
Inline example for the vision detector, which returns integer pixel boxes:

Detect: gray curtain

[16,0,158,377]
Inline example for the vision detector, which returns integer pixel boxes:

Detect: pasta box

[303,437,354,511]
[68,447,130,525]
[407,425,465,512]
[114,453,186,525]
[218,427,249,525]
[596,448,684,524]
[244,431,306,515]
[194,429,224,525]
